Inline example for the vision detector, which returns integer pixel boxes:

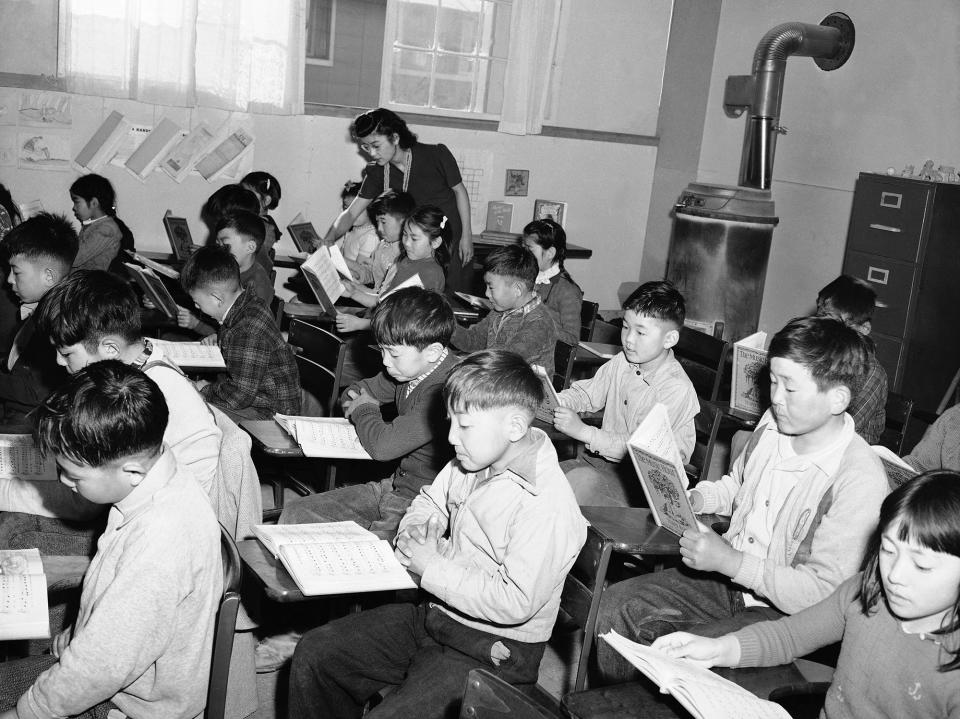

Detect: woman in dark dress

[320,108,474,291]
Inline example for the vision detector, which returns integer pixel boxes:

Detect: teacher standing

[321,108,474,291]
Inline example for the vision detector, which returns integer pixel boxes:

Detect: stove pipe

[724,12,855,189]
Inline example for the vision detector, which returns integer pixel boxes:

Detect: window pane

[397,1,436,49]
[434,54,474,110]
[487,1,511,60]
[306,0,333,60]
[437,0,480,54]
[390,48,432,106]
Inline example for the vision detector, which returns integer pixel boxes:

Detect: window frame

[305,0,337,67]
[379,0,511,122]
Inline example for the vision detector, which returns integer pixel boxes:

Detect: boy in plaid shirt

[181,246,300,422]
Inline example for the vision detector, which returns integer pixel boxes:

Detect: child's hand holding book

[553,406,593,443]
[678,527,742,577]
[652,631,741,668]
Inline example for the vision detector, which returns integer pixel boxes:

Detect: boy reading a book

[287,350,587,719]
[594,316,890,683]
[0,213,76,421]
[450,245,558,375]
[0,361,222,719]
[816,274,887,444]
[181,245,300,422]
[176,210,275,338]
[281,287,458,538]
[554,280,699,507]
[0,270,223,556]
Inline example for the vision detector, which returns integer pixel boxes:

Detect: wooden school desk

[237,539,306,602]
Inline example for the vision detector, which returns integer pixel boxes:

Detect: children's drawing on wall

[19,92,72,129]
[0,90,17,126]
[0,130,16,167]
[18,132,72,171]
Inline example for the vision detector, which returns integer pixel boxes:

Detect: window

[306,0,336,66]
[381,0,511,119]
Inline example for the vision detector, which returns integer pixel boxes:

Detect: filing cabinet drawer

[847,179,930,262]
[871,333,903,390]
[842,250,915,338]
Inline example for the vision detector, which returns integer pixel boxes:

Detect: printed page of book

[253,520,377,557]
[0,549,50,640]
[327,244,353,279]
[289,417,372,460]
[300,247,344,312]
[731,331,769,416]
[577,341,621,359]
[601,632,791,719]
[0,434,56,481]
[380,273,423,300]
[872,445,918,488]
[278,540,417,596]
[152,340,226,369]
[127,251,180,279]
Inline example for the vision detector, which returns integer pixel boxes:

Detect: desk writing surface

[581,507,725,555]
[240,420,304,458]
[238,539,306,602]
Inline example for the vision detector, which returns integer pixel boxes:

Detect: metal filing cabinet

[843,172,960,413]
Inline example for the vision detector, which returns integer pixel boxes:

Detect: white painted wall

[694,0,960,335]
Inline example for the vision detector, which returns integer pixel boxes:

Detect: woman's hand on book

[678,527,742,578]
[651,632,741,668]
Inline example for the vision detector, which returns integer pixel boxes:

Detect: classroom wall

[690,0,960,335]
[0,92,656,307]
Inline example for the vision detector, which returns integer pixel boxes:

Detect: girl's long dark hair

[858,470,960,671]
[70,174,135,252]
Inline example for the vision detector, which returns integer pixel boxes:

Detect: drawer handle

[880,192,902,209]
[867,266,890,285]
[869,223,901,233]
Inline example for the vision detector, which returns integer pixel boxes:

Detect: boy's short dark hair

[622,280,685,328]
[35,360,168,467]
[35,269,141,350]
[217,210,266,252]
[483,245,538,291]
[444,349,544,418]
[2,212,78,271]
[768,315,870,394]
[368,190,416,221]
[816,274,877,327]
[371,287,455,350]
[181,245,241,293]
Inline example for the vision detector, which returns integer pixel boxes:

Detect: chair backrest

[673,327,730,402]
[206,523,242,719]
[879,391,914,455]
[559,527,613,693]
[269,295,285,326]
[589,318,622,344]
[685,399,723,486]
[553,339,578,392]
[579,300,599,342]
[460,669,557,718]
[288,319,346,416]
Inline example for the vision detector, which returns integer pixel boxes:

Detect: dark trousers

[0,655,118,717]
[288,602,545,719]
[594,567,784,683]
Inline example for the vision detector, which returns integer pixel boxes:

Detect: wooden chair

[580,301,599,342]
[288,319,347,416]
[673,327,730,402]
[879,391,914,455]
[269,295,285,326]
[460,669,560,718]
[206,523,242,719]
[685,399,723,486]
[553,339,578,392]
[589,318,622,344]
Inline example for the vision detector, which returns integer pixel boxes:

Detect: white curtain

[59,0,306,115]
[497,0,562,135]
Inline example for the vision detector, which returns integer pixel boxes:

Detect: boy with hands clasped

[594,316,890,683]
[287,350,587,719]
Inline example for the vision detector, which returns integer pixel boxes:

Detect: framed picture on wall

[504,169,529,196]
[532,199,567,227]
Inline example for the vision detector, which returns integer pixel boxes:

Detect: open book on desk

[0,433,56,480]
[872,445,918,488]
[601,631,790,719]
[627,403,700,538]
[0,549,50,640]
[151,339,226,369]
[275,414,372,460]
[252,521,416,596]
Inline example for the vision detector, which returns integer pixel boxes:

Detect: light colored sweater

[904,403,960,472]
[18,449,222,719]
[734,575,960,719]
